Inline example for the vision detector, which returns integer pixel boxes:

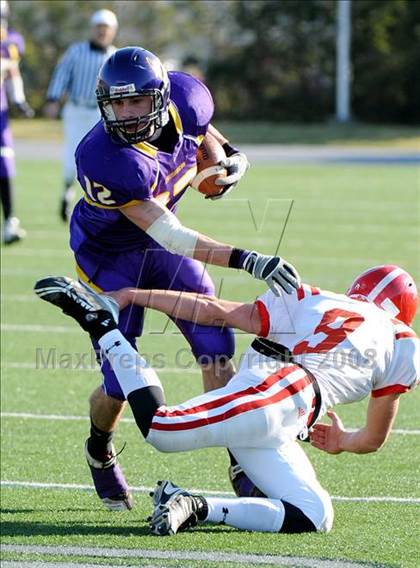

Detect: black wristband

[222,141,240,157]
[229,248,249,269]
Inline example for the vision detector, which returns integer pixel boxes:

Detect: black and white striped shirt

[47,41,116,108]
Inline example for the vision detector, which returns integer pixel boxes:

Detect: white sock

[205,496,285,533]
[98,329,163,398]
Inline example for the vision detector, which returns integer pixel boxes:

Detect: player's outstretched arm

[310,394,400,455]
[108,288,261,335]
[121,198,300,295]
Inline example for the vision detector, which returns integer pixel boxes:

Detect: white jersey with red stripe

[254,283,419,409]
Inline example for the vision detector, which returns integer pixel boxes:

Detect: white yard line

[0,543,379,568]
[0,479,231,498]
[1,411,419,436]
[0,563,162,568]
[1,479,419,504]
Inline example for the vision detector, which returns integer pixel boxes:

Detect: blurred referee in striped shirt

[44,9,118,221]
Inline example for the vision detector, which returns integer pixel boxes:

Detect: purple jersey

[1,28,24,113]
[70,72,214,253]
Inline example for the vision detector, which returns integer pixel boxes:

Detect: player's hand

[208,152,250,200]
[242,251,301,295]
[310,410,345,454]
[16,101,35,118]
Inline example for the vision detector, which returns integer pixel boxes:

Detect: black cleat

[149,480,207,535]
[34,276,119,339]
[150,480,189,508]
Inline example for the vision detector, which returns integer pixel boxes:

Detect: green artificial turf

[1,159,419,567]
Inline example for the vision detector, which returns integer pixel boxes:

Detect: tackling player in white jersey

[35,264,418,535]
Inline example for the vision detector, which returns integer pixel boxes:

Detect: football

[191,133,227,197]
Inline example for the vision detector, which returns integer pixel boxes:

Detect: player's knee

[89,386,124,409]
[280,501,317,533]
[316,491,334,533]
[146,436,169,453]
[145,432,177,453]
[192,326,235,363]
[127,386,165,439]
[281,489,334,534]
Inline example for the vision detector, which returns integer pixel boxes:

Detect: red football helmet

[347,265,418,326]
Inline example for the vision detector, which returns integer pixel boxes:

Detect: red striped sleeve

[371,384,411,398]
[296,286,305,301]
[255,300,270,338]
[395,331,417,340]
[296,285,320,301]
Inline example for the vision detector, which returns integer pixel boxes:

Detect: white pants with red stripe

[146,352,333,532]
[147,360,316,451]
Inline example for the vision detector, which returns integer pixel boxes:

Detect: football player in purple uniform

[69,46,300,511]
[0,0,34,244]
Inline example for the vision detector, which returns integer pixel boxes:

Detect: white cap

[90,9,118,29]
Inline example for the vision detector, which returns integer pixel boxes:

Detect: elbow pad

[146,209,199,257]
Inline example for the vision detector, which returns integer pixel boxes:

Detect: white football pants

[97,331,333,533]
[146,352,333,532]
[62,102,100,185]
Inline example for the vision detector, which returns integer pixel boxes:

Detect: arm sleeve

[254,288,299,339]
[47,45,76,100]
[372,337,419,397]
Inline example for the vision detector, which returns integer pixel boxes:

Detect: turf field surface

[11,118,420,148]
[1,158,419,567]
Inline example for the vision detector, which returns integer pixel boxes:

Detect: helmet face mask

[96,47,170,144]
[98,89,166,143]
[347,265,418,327]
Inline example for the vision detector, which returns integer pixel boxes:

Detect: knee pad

[281,489,334,533]
[128,386,165,438]
[281,500,317,533]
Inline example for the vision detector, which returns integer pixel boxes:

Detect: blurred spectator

[1,0,34,245]
[44,9,118,222]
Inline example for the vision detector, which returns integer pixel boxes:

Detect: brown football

[191,133,227,197]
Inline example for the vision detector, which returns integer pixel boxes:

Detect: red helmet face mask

[347,265,418,327]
